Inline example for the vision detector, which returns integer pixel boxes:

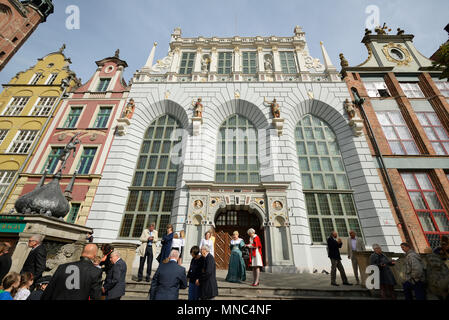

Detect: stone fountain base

[0,214,92,275]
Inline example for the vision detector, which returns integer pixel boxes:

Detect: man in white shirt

[347,230,366,285]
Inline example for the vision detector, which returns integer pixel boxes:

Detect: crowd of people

[142,224,263,300]
[0,236,128,300]
[326,230,449,300]
[0,226,447,300]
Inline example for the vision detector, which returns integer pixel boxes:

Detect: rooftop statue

[375,23,391,35]
[339,53,349,68]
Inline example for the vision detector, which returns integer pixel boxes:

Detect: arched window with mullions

[119,114,182,239]
[215,114,259,183]
[296,114,362,244]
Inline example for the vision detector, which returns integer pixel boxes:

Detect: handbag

[241,246,250,260]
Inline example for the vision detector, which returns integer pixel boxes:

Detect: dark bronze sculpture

[14,133,81,219]
[58,133,81,170]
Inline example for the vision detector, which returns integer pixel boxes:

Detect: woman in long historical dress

[225,231,246,283]
[246,228,263,286]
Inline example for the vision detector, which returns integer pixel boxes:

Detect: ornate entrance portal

[183,182,296,273]
[214,210,264,269]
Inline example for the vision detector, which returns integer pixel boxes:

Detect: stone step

[123,292,379,301]
[125,282,373,299]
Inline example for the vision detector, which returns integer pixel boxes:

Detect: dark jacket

[0,253,12,282]
[150,260,187,300]
[27,290,44,301]
[100,251,114,278]
[369,252,397,285]
[103,258,127,300]
[41,257,102,300]
[159,233,174,262]
[200,253,218,299]
[187,255,205,283]
[327,236,342,260]
[21,244,47,281]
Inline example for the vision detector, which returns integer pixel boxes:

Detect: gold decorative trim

[382,42,412,66]
[355,43,373,68]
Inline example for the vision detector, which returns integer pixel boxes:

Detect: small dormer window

[96,78,111,92]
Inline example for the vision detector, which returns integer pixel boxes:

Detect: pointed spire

[143,42,158,69]
[320,41,336,72]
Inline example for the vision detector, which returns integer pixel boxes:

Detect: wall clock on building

[382,43,412,66]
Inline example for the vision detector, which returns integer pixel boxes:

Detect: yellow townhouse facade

[0,46,79,211]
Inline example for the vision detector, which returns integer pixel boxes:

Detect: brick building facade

[341,26,449,253]
[0,0,54,72]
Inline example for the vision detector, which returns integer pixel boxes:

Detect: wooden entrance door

[214,210,264,270]
[214,230,231,269]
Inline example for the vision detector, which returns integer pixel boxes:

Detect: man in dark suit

[0,242,12,282]
[327,231,352,286]
[21,235,47,283]
[200,244,218,300]
[103,250,127,300]
[41,244,102,300]
[149,249,187,300]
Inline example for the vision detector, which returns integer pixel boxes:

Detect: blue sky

[1,0,448,85]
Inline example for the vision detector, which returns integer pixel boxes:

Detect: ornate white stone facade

[86,27,402,273]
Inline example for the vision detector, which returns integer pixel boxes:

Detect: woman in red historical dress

[246,228,263,286]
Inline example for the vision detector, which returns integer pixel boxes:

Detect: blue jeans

[403,280,426,300]
[188,281,201,300]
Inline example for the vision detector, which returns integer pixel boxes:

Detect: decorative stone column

[233,46,242,81]
[209,46,218,82]
[264,193,295,272]
[271,46,282,81]
[167,47,181,82]
[294,45,305,72]
[192,47,203,82]
[111,241,139,280]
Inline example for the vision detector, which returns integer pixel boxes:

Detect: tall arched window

[296,114,362,243]
[215,114,259,183]
[119,115,182,238]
